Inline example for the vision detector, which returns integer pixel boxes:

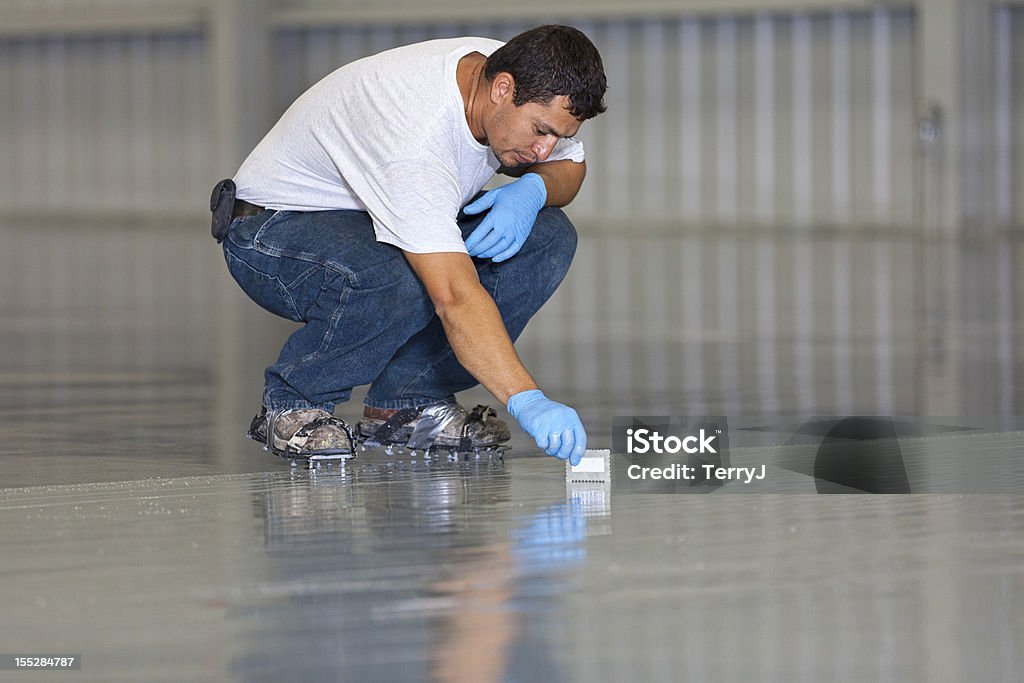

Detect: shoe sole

[246,428,355,467]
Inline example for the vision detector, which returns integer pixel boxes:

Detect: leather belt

[232,199,265,219]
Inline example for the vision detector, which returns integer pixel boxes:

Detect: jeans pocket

[253,210,308,259]
[224,248,303,322]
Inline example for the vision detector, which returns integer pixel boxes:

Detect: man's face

[486,93,582,168]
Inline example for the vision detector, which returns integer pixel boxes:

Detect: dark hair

[484,25,607,121]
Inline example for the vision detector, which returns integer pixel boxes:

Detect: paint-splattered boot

[247,407,355,459]
[356,400,509,452]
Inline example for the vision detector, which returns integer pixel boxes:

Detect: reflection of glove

[463,173,547,262]
[506,389,587,465]
[510,503,587,571]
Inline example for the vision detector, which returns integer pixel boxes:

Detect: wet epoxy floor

[0,221,1022,681]
[2,463,1022,682]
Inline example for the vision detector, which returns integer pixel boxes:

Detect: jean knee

[535,207,578,275]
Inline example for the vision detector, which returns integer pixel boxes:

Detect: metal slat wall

[0,31,208,214]
[988,6,1022,418]
[519,232,923,415]
[273,11,916,230]
[568,12,914,228]
[0,9,916,222]
[267,12,924,415]
[959,6,1022,421]
[0,6,1017,416]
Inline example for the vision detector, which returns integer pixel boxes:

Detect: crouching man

[216,25,607,466]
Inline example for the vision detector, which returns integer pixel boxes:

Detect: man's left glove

[463,172,547,262]
[506,389,587,466]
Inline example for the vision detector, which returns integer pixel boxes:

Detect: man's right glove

[506,389,587,466]
[463,173,547,262]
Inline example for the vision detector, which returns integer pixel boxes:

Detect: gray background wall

[1,0,1020,230]
[0,0,1020,416]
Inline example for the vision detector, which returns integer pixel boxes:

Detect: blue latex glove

[506,389,587,465]
[463,173,547,262]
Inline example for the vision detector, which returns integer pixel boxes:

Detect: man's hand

[463,173,547,262]
[506,389,587,465]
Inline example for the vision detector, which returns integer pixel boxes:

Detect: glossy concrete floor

[0,221,1022,682]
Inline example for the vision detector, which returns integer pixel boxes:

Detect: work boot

[357,400,510,451]
[247,407,355,457]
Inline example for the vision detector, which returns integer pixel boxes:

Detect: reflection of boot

[247,407,355,458]
[357,400,510,450]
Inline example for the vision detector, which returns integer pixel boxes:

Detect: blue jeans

[221,200,577,412]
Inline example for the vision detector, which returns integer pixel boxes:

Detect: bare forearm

[526,159,586,207]
[435,285,537,405]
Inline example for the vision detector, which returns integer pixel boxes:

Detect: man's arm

[499,159,586,207]
[404,249,586,463]
[404,250,537,405]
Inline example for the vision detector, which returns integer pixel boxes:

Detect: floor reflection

[229,461,594,682]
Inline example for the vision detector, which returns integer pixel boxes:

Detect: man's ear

[491,72,515,104]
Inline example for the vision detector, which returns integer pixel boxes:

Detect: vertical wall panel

[641,20,669,220]
[735,18,756,224]
[874,241,894,413]
[831,11,852,224]
[791,13,813,228]
[756,237,780,413]
[1008,8,1024,226]
[0,41,13,202]
[754,15,775,224]
[603,22,634,219]
[994,7,1012,226]
[678,19,703,224]
[43,41,68,207]
[890,10,915,226]
[715,18,739,224]
[773,18,795,227]
[810,14,833,226]
[699,19,719,224]
[849,14,874,227]
[873,10,892,224]
[680,236,705,414]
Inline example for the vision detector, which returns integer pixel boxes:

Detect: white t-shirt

[233,37,586,254]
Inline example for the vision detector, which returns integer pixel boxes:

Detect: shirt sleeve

[546,136,586,163]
